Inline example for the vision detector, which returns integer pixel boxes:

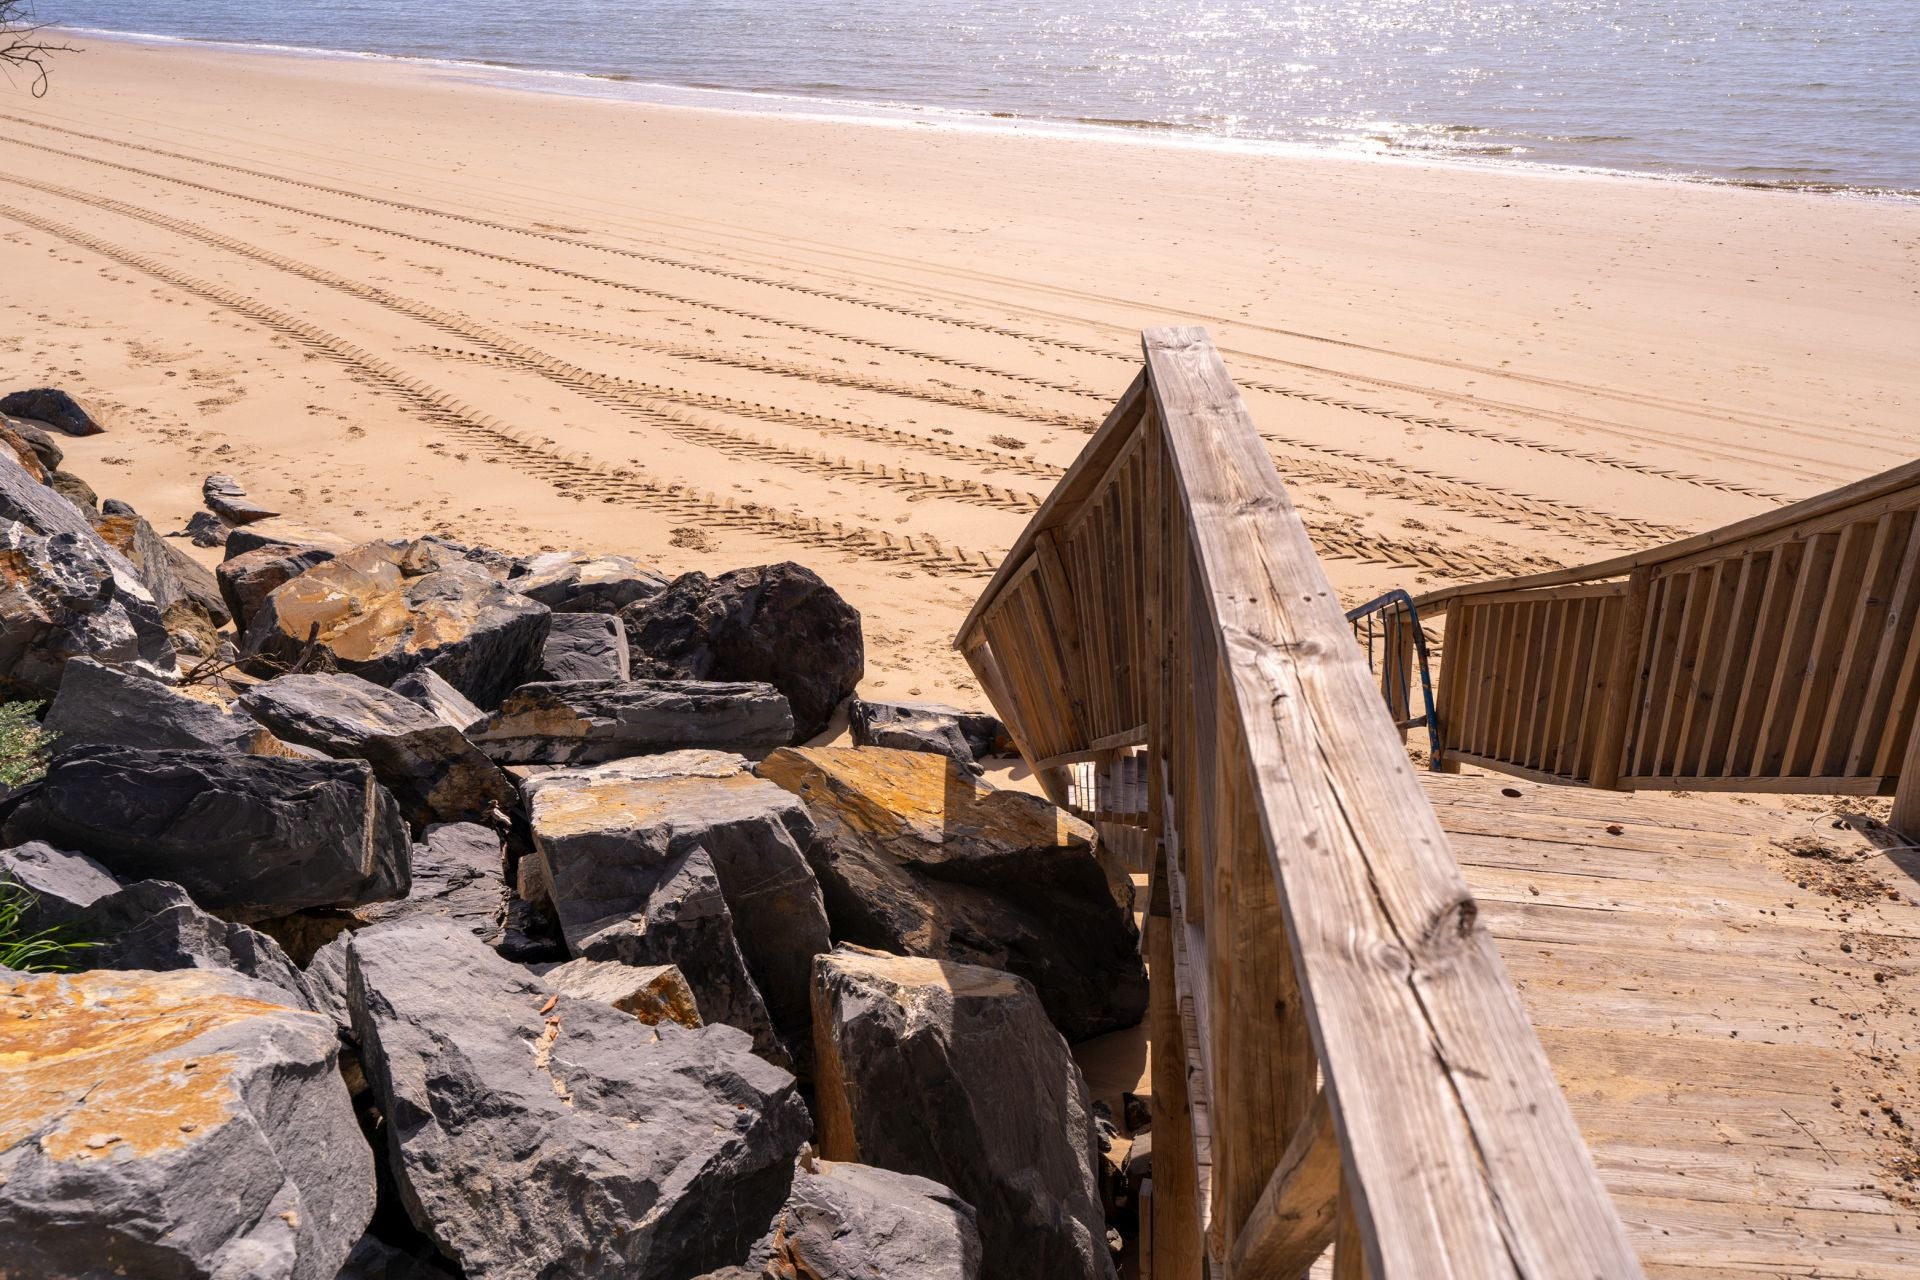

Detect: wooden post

[1893,709,1920,843]
[1145,881,1203,1280]
[1589,567,1655,791]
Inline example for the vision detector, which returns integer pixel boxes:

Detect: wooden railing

[957,329,1641,1279]
[1409,458,1920,831]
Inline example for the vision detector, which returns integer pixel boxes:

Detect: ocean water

[40,0,1920,193]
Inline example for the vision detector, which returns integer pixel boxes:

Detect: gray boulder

[473,678,792,765]
[53,878,319,1009]
[93,505,232,629]
[767,1158,983,1280]
[346,919,811,1279]
[848,698,979,770]
[242,539,549,708]
[510,550,668,613]
[0,412,63,471]
[760,747,1147,1042]
[218,541,337,631]
[525,752,831,1071]
[0,967,374,1278]
[0,840,120,927]
[0,387,103,436]
[203,473,279,525]
[240,673,516,830]
[621,562,862,743]
[43,657,273,753]
[389,665,488,735]
[183,509,230,548]
[4,744,411,923]
[534,611,630,682]
[812,947,1113,1280]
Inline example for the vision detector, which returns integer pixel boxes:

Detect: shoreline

[51,24,1920,202]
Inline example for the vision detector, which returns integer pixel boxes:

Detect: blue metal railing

[1345,588,1442,769]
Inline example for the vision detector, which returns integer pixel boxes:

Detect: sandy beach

[2,34,1916,708]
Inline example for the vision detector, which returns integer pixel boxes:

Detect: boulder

[257,820,508,967]
[0,387,104,436]
[473,678,792,765]
[218,541,337,631]
[389,666,488,735]
[0,840,120,926]
[759,747,1147,1042]
[202,473,278,525]
[182,509,230,548]
[240,673,516,830]
[0,413,63,472]
[0,419,50,481]
[533,610,630,682]
[0,968,374,1277]
[538,957,702,1029]
[0,448,176,693]
[346,919,811,1278]
[767,1158,984,1280]
[510,550,668,613]
[43,657,273,753]
[335,1233,461,1280]
[622,562,863,742]
[4,744,410,923]
[51,879,319,1009]
[93,506,232,628]
[851,697,1010,761]
[243,539,549,707]
[848,698,979,770]
[525,752,831,1070]
[812,948,1112,1280]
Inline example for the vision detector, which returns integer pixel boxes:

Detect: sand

[1,35,1917,708]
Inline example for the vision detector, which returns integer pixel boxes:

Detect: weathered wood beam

[1226,1092,1339,1280]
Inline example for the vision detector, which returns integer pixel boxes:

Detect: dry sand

[2,35,1917,708]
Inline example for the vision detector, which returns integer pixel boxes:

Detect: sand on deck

[0,35,1916,708]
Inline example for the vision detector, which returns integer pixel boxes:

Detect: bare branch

[1,1,75,97]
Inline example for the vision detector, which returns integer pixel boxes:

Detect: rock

[94,506,232,628]
[538,957,702,1028]
[812,948,1112,1280]
[474,678,792,765]
[257,821,507,967]
[389,666,488,735]
[43,657,272,753]
[240,673,516,830]
[218,541,337,631]
[0,413,63,472]
[0,448,175,693]
[622,562,863,742]
[525,752,831,1069]
[243,539,550,708]
[4,744,410,923]
[534,610,630,682]
[334,1233,461,1280]
[53,878,319,1008]
[766,1158,984,1280]
[510,550,668,613]
[0,419,49,481]
[346,919,811,1278]
[0,968,375,1277]
[0,387,104,436]
[48,470,101,517]
[226,525,352,561]
[182,509,230,548]
[759,747,1147,1042]
[0,840,120,926]
[848,698,979,770]
[852,697,1010,761]
[202,472,279,525]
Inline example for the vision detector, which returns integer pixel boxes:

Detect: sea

[40,0,1920,194]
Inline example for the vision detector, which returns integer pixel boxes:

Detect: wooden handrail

[958,327,1642,1278]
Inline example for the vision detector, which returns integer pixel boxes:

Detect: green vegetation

[0,699,52,787]
[0,881,93,972]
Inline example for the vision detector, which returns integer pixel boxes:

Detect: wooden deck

[1428,772,1920,1278]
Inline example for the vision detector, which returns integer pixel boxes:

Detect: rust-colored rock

[538,958,703,1029]
[243,538,549,707]
[758,747,1146,1041]
[0,967,374,1277]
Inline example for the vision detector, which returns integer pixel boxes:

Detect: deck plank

[1424,774,1920,1278]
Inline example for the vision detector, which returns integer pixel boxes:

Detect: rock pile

[0,425,1136,1278]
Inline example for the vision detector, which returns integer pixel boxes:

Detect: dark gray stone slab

[473,678,792,765]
